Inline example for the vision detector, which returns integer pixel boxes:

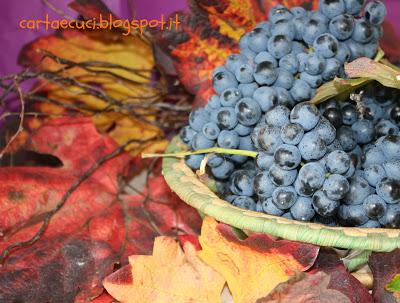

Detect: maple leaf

[17,0,180,155]
[197,217,319,303]
[0,117,201,302]
[103,235,225,303]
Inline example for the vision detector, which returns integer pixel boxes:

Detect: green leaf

[386,273,400,293]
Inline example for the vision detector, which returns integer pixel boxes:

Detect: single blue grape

[274,68,294,90]
[376,177,400,204]
[234,63,254,83]
[337,126,357,151]
[329,14,354,40]
[235,98,262,126]
[256,152,275,170]
[272,186,298,210]
[313,33,339,58]
[212,69,238,94]
[298,131,327,161]
[291,6,307,17]
[247,28,269,53]
[229,170,255,196]
[290,102,321,131]
[269,5,293,23]
[319,0,346,18]
[254,171,277,197]
[292,16,308,41]
[274,87,295,107]
[202,122,220,140]
[343,161,356,178]
[256,125,283,154]
[274,144,302,170]
[323,174,350,200]
[185,154,205,170]
[341,104,358,125]
[290,79,313,102]
[364,102,383,124]
[344,176,373,205]
[292,42,307,54]
[268,163,298,186]
[238,82,259,97]
[309,11,330,25]
[358,220,381,228]
[363,144,385,167]
[253,86,278,112]
[280,122,304,145]
[217,130,239,149]
[207,95,221,110]
[180,126,197,146]
[352,120,375,144]
[322,58,341,81]
[220,88,241,107]
[260,196,284,216]
[279,53,299,74]
[225,194,237,203]
[300,72,323,88]
[214,107,238,130]
[314,117,336,145]
[312,190,340,217]
[363,194,387,219]
[290,196,315,221]
[381,135,400,160]
[211,159,235,179]
[364,1,387,25]
[379,204,400,228]
[271,19,296,40]
[383,161,400,180]
[189,108,209,131]
[192,132,215,150]
[254,61,278,85]
[267,35,292,59]
[364,42,378,59]
[232,196,256,211]
[305,53,326,75]
[326,139,344,153]
[351,19,374,43]
[326,150,351,174]
[295,162,326,196]
[255,21,272,35]
[364,164,387,187]
[254,51,278,66]
[207,154,224,168]
[282,212,294,220]
[297,53,308,72]
[265,105,290,127]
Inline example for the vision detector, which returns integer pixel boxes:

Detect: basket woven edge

[162,136,400,252]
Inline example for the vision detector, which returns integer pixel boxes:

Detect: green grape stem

[142,148,258,159]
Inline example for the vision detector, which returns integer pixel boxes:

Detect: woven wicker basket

[162,136,400,253]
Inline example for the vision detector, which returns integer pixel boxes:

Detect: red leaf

[0,117,201,302]
[309,249,372,303]
[369,249,400,303]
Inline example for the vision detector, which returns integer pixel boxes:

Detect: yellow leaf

[198,217,319,303]
[103,236,225,303]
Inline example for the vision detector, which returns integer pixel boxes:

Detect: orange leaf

[103,236,225,303]
[198,217,319,303]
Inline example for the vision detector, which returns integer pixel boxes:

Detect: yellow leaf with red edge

[157,0,318,106]
[19,14,167,154]
[103,236,225,303]
[198,217,319,303]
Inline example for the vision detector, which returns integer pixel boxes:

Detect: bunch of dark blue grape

[179,1,400,228]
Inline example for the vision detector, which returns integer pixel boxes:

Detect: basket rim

[162,136,400,252]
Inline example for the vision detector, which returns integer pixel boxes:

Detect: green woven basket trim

[162,136,400,252]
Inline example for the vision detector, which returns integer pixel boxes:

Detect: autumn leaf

[103,235,225,303]
[18,0,169,154]
[197,217,319,303]
[387,274,400,294]
[0,117,201,302]
[156,0,318,106]
[257,271,352,303]
[369,249,400,303]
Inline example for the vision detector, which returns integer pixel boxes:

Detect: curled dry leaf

[18,0,168,154]
[103,235,225,303]
[198,217,319,303]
